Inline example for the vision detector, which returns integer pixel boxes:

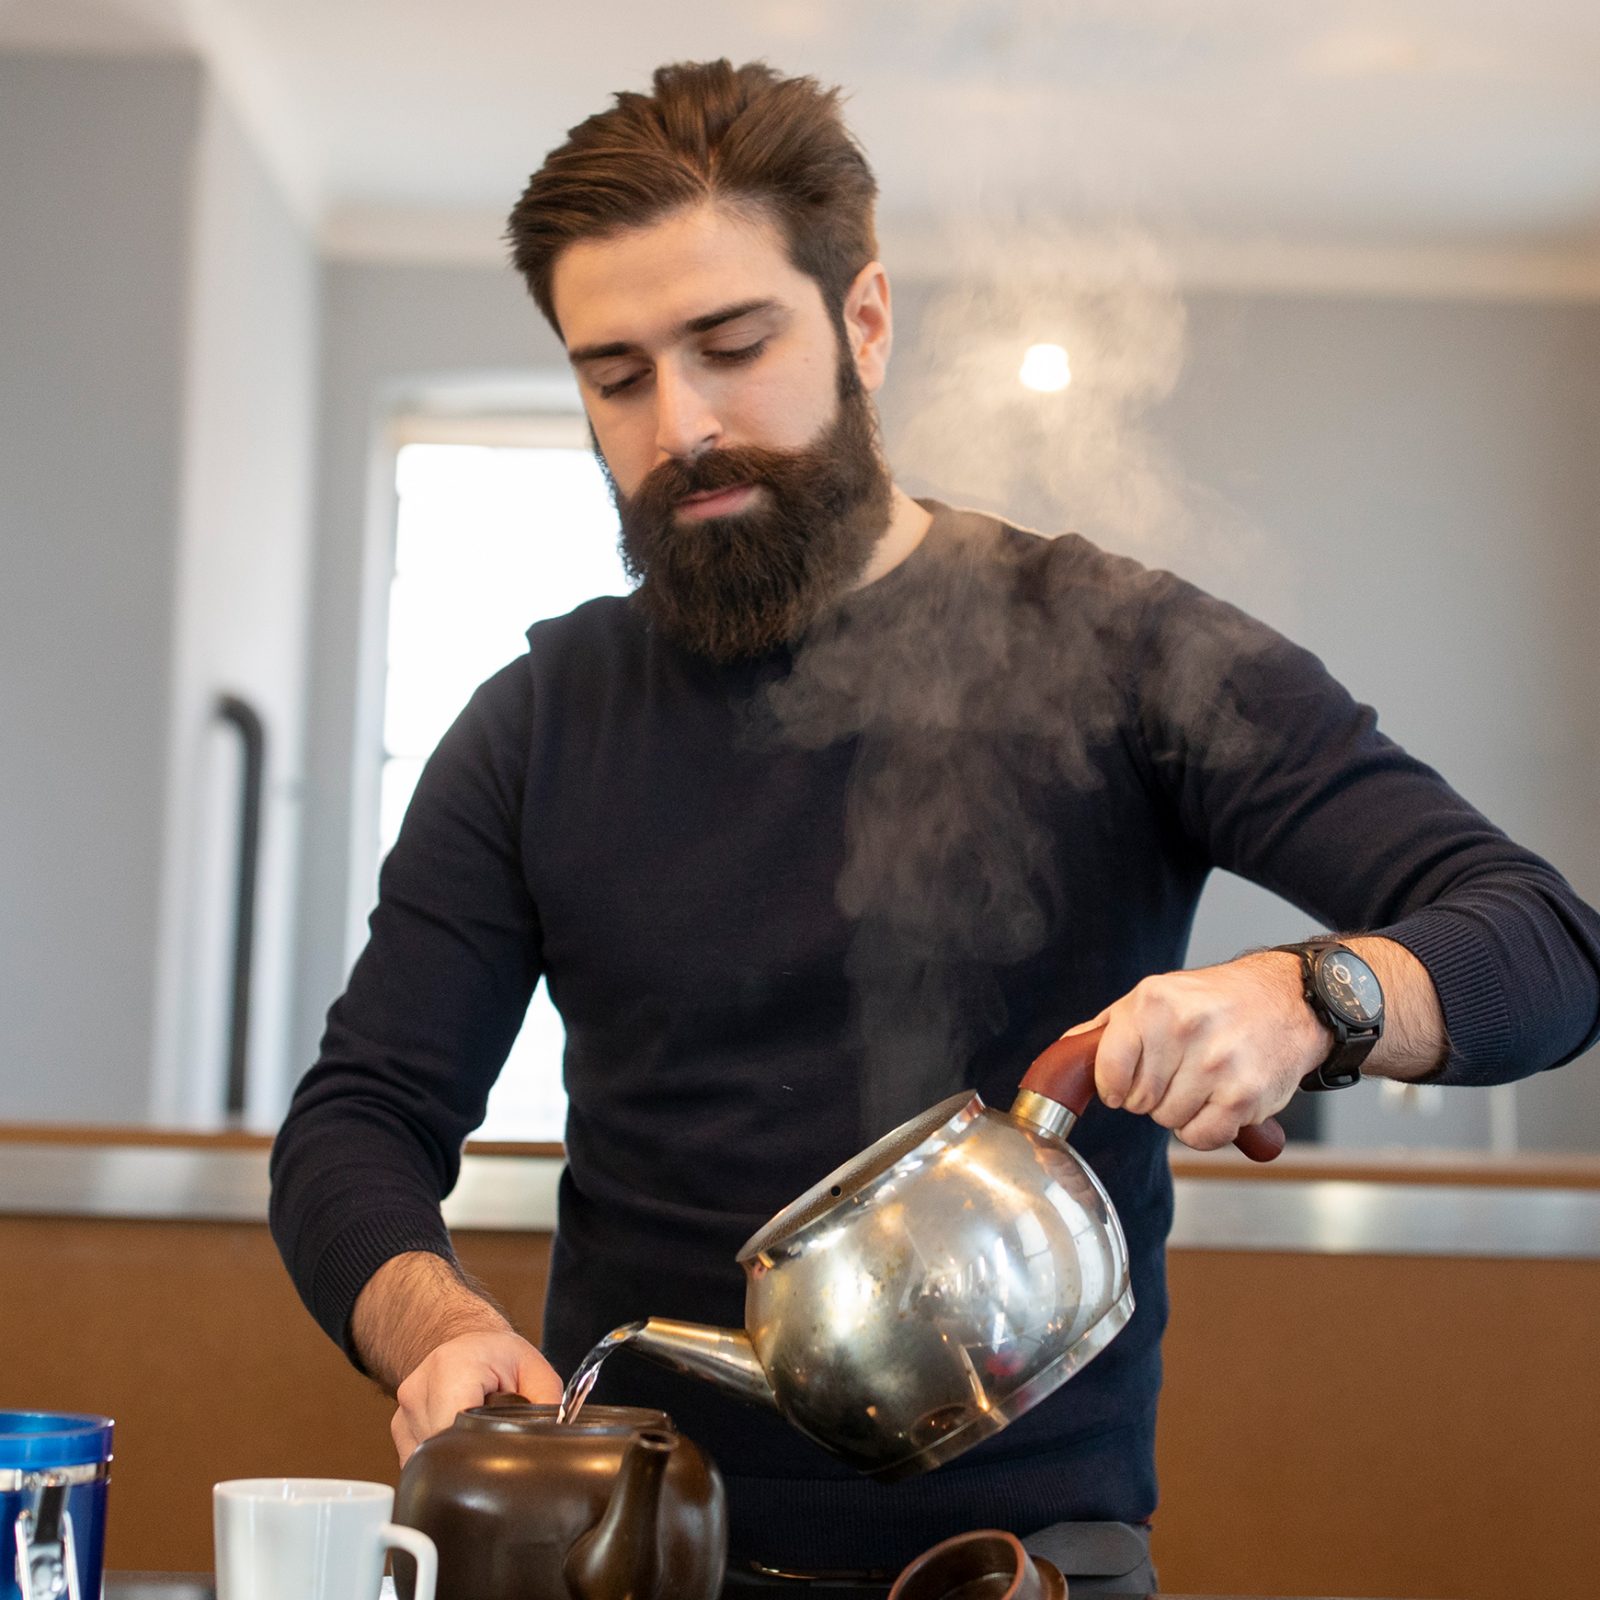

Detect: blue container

[2,1412,114,1600]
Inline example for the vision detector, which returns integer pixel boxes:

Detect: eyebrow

[566,299,783,366]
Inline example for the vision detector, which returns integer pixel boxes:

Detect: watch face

[1316,949,1384,1026]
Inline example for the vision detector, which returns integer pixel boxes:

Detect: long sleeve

[1130,573,1600,1084]
[269,657,543,1357]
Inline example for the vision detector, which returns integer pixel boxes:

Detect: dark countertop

[103,1573,1452,1600]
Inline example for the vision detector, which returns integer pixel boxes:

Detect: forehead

[551,202,825,349]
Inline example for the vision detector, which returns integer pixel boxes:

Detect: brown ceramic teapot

[392,1401,726,1600]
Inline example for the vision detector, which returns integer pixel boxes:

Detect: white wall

[6,55,1588,1150]
[0,54,196,1122]
[152,75,318,1127]
[0,50,317,1126]
[1158,295,1600,1150]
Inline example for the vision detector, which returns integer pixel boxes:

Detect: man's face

[552,203,893,660]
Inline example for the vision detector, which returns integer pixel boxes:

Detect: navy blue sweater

[270,504,1600,1568]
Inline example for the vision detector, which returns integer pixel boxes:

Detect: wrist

[1253,949,1336,1072]
[353,1251,512,1391]
[1341,936,1449,1080]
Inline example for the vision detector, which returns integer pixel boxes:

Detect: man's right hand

[391,1328,562,1463]
[350,1250,564,1465]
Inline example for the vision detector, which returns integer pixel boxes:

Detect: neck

[852,486,932,590]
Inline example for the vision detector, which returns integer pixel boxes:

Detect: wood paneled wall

[0,1218,541,1570]
[2,1212,1594,1599]
[1157,1249,1597,1598]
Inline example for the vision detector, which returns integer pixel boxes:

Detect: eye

[596,369,648,400]
[704,339,767,367]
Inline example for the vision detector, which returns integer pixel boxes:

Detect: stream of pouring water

[557,1320,646,1423]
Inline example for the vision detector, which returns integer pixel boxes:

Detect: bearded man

[270,60,1600,1593]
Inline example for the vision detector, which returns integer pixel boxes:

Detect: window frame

[346,389,618,1142]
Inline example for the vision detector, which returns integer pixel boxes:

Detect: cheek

[590,418,649,496]
[737,371,834,449]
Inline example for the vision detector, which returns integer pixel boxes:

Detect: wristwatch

[1277,940,1385,1090]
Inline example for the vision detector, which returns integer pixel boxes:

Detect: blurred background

[3,0,1598,1150]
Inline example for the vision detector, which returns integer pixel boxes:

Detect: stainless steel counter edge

[1,1144,1597,1258]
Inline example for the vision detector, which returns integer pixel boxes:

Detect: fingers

[515,1349,565,1404]
[1093,980,1191,1114]
[391,1364,484,1466]
[1063,1009,1109,1038]
[1171,1100,1260,1152]
[1079,961,1309,1147]
[390,1331,562,1466]
[1089,1009,1141,1110]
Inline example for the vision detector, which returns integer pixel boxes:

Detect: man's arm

[270,662,546,1398]
[351,1251,563,1463]
[1076,569,1600,1149]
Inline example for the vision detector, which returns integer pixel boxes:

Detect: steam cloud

[771,212,1280,1143]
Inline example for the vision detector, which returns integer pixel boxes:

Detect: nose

[652,360,721,465]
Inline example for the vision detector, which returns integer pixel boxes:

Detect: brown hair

[506,59,878,336]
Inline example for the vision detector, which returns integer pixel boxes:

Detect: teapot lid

[457,1402,676,1438]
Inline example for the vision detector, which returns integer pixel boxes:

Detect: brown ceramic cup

[887,1529,1067,1600]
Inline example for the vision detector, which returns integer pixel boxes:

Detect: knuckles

[1128,975,1223,1045]
[1100,963,1302,1130]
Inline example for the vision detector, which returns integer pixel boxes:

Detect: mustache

[631,444,797,510]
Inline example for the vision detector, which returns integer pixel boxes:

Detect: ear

[842,261,893,393]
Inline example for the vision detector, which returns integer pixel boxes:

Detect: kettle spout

[628,1319,778,1410]
[562,1427,675,1600]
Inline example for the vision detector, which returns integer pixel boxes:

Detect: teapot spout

[628,1318,777,1410]
[562,1427,674,1600]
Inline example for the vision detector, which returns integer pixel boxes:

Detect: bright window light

[381,436,628,1140]
[1019,343,1072,393]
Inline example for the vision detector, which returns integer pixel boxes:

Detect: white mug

[213,1479,436,1600]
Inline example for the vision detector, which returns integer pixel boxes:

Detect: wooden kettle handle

[1019,1025,1286,1162]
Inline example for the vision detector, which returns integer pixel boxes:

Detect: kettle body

[745,1090,1132,1476]
[635,1088,1134,1481]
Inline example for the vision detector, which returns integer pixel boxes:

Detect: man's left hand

[1068,951,1327,1150]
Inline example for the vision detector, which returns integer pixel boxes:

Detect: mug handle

[381,1524,437,1600]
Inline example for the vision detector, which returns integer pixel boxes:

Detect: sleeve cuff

[307,1212,458,1364]
[1374,905,1513,1086]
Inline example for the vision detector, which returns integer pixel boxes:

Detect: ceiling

[6,0,1600,270]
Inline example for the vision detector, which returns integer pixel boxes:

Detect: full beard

[606,361,894,663]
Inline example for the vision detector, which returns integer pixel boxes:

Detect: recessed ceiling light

[1019,343,1072,393]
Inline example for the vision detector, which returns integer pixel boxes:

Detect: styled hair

[506,59,878,336]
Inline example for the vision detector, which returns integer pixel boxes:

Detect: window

[381,416,628,1139]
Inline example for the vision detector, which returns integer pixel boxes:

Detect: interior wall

[0,53,198,1122]
[294,257,1600,1150]
[877,280,1600,1151]
[0,48,317,1129]
[152,75,319,1127]
[1163,293,1600,1150]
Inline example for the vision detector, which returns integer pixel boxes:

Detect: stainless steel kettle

[625,1025,1283,1481]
